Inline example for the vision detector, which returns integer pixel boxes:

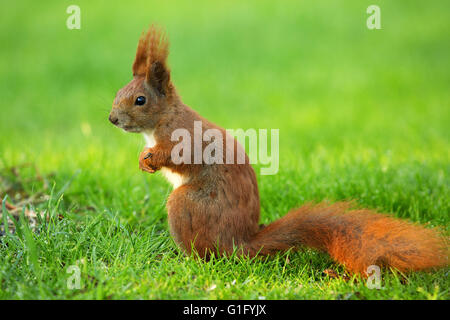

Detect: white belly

[160,167,185,189]
[142,130,185,189]
[142,130,156,148]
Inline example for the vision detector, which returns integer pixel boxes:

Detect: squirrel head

[109,25,174,132]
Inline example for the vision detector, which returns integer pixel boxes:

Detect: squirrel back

[109,26,448,276]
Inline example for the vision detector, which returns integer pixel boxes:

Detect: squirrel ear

[144,27,171,97]
[132,25,171,96]
[146,61,170,97]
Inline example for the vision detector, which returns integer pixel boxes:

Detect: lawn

[0,0,449,299]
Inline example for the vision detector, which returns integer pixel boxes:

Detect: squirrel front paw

[139,148,161,173]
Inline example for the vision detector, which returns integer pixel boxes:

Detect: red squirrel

[108,26,448,275]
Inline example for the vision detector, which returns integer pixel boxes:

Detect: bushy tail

[248,202,448,274]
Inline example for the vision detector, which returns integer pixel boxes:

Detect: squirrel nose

[109,115,119,125]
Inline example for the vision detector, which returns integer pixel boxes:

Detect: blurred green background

[2,0,448,166]
[0,0,449,299]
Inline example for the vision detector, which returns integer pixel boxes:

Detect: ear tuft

[132,30,150,76]
[132,25,171,96]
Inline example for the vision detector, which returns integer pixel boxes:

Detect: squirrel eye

[135,96,146,106]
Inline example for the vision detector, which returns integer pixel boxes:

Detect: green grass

[0,0,449,299]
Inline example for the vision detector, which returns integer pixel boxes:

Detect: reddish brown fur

[132,25,169,78]
[109,26,449,276]
[248,202,448,274]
